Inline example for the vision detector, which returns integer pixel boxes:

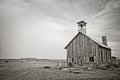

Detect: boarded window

[89,57,94,62]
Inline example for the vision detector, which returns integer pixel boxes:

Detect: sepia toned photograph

[0,0,120,80]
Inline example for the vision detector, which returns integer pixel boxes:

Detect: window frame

[89,57,94,62]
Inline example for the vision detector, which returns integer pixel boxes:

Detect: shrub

[113,64,120,68]
[104,64,112,68]
[104,63,120,69]
[44,66,50,69]
[4,60,8,63]
[57,67,62,70]
[96,66,107,70]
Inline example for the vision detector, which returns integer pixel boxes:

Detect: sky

[0,0,120,59]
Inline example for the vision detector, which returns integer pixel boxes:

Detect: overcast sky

[0,0,120,59]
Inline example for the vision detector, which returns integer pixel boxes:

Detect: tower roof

[77,21,87,27]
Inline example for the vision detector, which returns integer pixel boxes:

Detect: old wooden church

[65,21,111,67]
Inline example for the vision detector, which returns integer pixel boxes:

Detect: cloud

[90,0,120,58]
[0,0,120,58]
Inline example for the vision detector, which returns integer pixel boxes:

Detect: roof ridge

[65,32,111,49]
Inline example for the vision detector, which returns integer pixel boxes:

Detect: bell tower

[77,21,87,34]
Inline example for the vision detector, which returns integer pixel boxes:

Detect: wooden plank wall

[99,47,111,65]
[66,33,111,67]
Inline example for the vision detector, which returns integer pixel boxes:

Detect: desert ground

[0,60,120,80]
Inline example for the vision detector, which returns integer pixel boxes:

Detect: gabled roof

[64,32,111,49]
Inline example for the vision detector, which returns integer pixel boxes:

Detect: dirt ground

[0,62,120,80]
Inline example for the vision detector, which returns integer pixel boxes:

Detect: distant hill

[0,58,66,63]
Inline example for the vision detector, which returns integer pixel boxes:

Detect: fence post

[57,62,59,67]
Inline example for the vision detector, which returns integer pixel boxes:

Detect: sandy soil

[0,62,120,80]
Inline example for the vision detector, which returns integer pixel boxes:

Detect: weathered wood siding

[66,32,111,67]
[98,46,111,66]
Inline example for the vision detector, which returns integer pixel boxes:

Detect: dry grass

[0,62,120,80]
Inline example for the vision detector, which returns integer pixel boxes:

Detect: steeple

[77,21,87,34]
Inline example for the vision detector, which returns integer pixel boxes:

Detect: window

[101,51,103,62]
[105,52,108,62]
[89,57,94,62]
[72,57,74,63]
